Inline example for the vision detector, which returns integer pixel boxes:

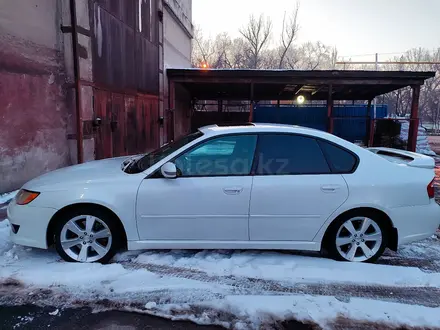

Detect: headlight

[15,189,40,205]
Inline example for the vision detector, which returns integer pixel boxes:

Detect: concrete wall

[163,0,192,69]
[0,0,193,192]
[0,0,71,193]
[163,0,193,143]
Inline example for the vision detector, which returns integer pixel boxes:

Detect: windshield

[134,131,204,172]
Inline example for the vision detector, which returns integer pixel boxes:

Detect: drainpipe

[69,0,84,163]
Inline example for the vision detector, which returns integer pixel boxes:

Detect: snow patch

[145,301,157,309]
[2,217,440,328]
[0,190,18,204]
[134,249,440,287]
[13,315,34,329]
[400,121,436,155]
[386,117,436,155]
[48,308,59,316]
[205,295,440,329]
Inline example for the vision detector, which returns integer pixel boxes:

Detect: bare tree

[239,14,272,69]
[192,26,216,67]
[296,41,334,70]
[211,33,233,68]
[261,48,279,69]
[278,3,300,69]
[330,46,338,69]
[380,48,440,123]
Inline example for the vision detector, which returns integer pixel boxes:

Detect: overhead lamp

[297,95,305,104]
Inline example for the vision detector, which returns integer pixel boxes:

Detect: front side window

[175,135,257,177]
[255,134,331,175]
[136,131,203,171]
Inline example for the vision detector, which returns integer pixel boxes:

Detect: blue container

[253,104,388,142]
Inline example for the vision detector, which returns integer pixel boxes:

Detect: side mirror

[160,162,177,179]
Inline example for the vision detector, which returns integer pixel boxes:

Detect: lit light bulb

[297,95,305,104]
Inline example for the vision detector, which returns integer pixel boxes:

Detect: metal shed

[167,69,435,151]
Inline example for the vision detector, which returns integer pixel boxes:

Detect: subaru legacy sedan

[7,123,440,263]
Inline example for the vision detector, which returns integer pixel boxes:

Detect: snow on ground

[0,190,18,205]
[400,121,436,156]
[2,220,440,329]
[387,118,437,156]
[132,248,440,288]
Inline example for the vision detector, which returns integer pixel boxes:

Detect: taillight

[427,178,435,199]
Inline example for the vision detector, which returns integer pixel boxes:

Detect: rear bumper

[390,200,440,246]
[7,200,57,249]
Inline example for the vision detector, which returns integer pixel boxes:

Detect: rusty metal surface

[94,89,159,159]
[94,89,113,159]
[90,0,159,95]
[89,0,161,158]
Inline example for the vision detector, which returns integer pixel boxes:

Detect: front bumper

[391,200,440,245]
[7,200,57,249]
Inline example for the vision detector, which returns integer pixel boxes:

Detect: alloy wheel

[60,215,113,262]
[335,216,383,262]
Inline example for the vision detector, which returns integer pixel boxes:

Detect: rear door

[249,134,353,241]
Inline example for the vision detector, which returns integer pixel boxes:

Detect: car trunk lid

[368,147,435,169]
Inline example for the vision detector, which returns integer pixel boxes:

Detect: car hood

[23,156,141,191]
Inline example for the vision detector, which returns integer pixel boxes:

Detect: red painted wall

[0,34,71,193]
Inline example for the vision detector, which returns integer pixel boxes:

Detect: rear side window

[318,140,357,173]
[256,134,331,175]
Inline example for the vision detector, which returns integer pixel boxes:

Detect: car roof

[197,123,362,152]
[199,123,326,138]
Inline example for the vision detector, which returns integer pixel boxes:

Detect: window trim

[252,132,359,176]
[148,133,259,179]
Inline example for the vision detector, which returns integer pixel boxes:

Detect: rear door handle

[321,185,341,193]
[223,187,243,195]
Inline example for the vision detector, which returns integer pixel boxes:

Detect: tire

[54,207,122,263]
[325,211,388,263]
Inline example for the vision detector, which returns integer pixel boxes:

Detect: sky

[193,0,440,61]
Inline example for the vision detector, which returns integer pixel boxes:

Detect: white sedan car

[7,123,440,263]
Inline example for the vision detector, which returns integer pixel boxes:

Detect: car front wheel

[327,213,388,263]
[54,208,120,263]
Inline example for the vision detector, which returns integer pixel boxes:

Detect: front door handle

[321,185,341,193]
[223,187,243,195]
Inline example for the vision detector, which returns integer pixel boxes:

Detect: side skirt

[127,240,321,251]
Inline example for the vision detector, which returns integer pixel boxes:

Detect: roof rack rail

[216,122,255,127]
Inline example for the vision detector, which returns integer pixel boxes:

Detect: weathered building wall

[89,0,161,158]
[163,0,192,69]
[163,0,193,142]
[173,83,192,139]
[0,0,192,192]
[0,0,71,193]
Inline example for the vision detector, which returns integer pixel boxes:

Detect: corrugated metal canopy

[167,69,436,101]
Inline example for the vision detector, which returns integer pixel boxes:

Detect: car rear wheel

[54,208,120,263]
[327,213,388,262]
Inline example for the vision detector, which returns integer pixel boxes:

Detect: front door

[249,134,350,241]
[136,134,258,241]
